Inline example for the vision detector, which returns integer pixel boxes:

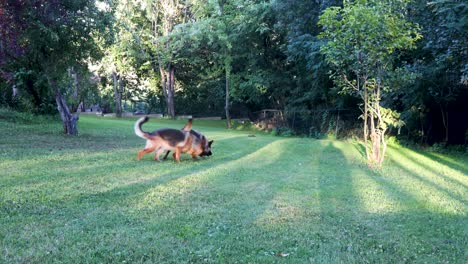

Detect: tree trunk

[150,1,179,119]
[379,128,387,164]
[439,104,449,144]
[160,64,175,118]
[362,80,370,160]
[49,78,81,135]
[369,107,380,163]
[69,67,79,99]
[112,71,122,118]
[225,63,232,129]
[374,82,382,164]
[168,65,175,118]
[335,110,340,137]
[375,101,387,165]
[419,111,425,144]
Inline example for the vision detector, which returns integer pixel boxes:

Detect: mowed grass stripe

[0,114,466,263]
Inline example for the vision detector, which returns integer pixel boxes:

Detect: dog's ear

[182,118,192,131]
[208,140,214,146]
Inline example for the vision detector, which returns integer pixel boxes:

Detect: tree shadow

[2,137,466,263]
[0,135,274,215]
[9,138,292,262]
[388,145,468,189]
[1,134,252,188]
[311,141,466,262]
[421,151,468,174]
[386,148,467,204]
[58,140,467,262]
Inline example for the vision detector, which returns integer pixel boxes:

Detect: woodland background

[1,0,467,146]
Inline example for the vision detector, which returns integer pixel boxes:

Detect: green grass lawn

[0,113,467,263]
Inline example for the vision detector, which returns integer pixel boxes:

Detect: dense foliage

[319,0,421,164]
[1,0,466,145]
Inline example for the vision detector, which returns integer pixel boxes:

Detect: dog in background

[134,117,213,162]
[162,127,212,160]
[163,119,213,159]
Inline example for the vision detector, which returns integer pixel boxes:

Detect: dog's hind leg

[154,147,166,161]
[137,147,156,160]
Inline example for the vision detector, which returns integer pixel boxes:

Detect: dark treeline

[0,0,467,146]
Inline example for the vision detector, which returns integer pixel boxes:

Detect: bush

[0,107,56,124]
[231,120,256,131]
[274,126,295,137]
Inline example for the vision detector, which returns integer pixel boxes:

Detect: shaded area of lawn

[0,115,466,263]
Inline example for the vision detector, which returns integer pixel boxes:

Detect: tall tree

[99,0,143,117]
[141,0,194,118]
[217,0,233,128]
[319,0,421,165]
[1,0,110,134]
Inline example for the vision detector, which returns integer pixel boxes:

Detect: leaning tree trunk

[55,92,80,135]
[50,78,82,135]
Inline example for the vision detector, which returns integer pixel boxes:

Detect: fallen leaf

[276,252,290,257]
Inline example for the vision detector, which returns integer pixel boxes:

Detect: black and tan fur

[163,128,213,160]
[134,116,213,162]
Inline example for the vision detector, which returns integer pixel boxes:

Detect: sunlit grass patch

[0,115,466,263]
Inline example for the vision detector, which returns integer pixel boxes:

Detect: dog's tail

[181,118,193,131]
[134,116,152,139]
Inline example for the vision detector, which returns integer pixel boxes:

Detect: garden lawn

[0,114,467,263]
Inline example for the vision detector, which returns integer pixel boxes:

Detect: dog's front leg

[174,148,181,162]
[162,150,171,160]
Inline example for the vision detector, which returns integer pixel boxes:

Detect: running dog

[134,117,213,162]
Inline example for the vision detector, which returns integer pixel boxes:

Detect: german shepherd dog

[162,129,212,160]
[134,116,213,162]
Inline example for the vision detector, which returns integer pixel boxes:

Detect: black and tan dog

[162,127,212,160]
[134,116,213,162]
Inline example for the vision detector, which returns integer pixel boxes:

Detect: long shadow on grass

[393,162,467,205]
[347,172,467,262]
[352,142,466,193]
[421,151,468,175]
[1,134,250,187]
[126,138,308,261]
[0,135,263,214]
[388,145,468,190]
[36,138,297,262]
[2,138,467,263]
[311,142,467,262]
[312,141,366,261]
[1,136,285,262]
[52,136,278,204]
[387,149,467,205]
